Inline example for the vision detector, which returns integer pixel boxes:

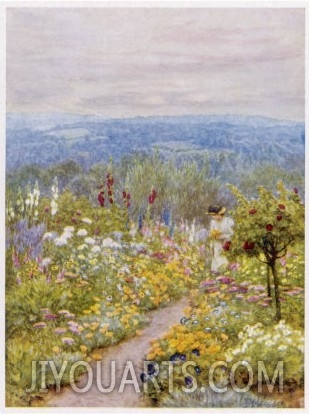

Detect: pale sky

[6,7,305,121]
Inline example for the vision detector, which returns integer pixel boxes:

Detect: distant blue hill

[6,113,305,173]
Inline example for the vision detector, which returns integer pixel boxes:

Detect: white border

[0,1,307,414]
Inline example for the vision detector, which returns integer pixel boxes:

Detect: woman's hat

[206,205,226,215]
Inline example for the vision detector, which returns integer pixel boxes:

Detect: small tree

[226,182,304,321]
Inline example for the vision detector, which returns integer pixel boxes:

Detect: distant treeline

[6,151,304,226]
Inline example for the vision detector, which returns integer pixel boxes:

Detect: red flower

[223,241,231,251]
[44,206,50,213]
[293,188,299,194]
[127,202,131,207]
[149,195,155,204]
[98,192,105,207]
[127,193,131,200]
[243,241,255,251]
[249,209,257,215]
[266,224,273,231]
[107,178,114,188]
[122,191,127,198]
[71,216,77,224]
[109,198,114,204]
[108,190,112,196]
[277,215,283,221]
[278,204,285,210]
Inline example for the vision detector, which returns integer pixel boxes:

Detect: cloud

[6,7,304,121]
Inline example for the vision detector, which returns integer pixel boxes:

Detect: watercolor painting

[5,5,305,409]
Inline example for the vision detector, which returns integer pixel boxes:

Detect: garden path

[45,295,189,407]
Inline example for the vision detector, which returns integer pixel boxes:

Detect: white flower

[81,217,92,224]
[278,345,287,352]
[117,284,123,292]
[54,237,68,246]
[64,226,75,233]
[77,244,88,250]
[51,200,58,215]
[91,245,101,253]
[102,238,122,249]
[41,258,51,267]
[43,232,55,240]
[85,237,95,245]
[61,231,73,240]
[102,237,114,248]
[77,229,88,236]
[77,254,86,260]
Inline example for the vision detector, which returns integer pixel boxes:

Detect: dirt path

[44,296,189,407]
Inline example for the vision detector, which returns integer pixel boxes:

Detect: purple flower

[62,337,75,345]
[33,322,46,329]
[200,279,216,287]
[253,285,266,292]
[229,262,241,271]
[54,327,67,334]
[247,296,260,303]
[13,219,46,258]
[216,276,234,284]
[44,313,58,320]
[228,286,239,293]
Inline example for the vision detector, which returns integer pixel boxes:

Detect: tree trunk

[270,262,281,321]
[266,265,272,297]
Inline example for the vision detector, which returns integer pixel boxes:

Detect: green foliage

[225,321,304,386]
[227,182,304,262]
[226,182,304,321]
[123,151,223,224]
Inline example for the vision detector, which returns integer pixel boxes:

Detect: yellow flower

[132,319,139,326]
[147,352,156,360]
[106,331,114,338]
[86,357,92,363]
[92,353,102,361]
[90,322,100,331]
[78,326,85,332]
[221,333,229,342]
[208,344,221,354]
[80,345,88,353]
[135,330,143,336]
[183,307,192,317]
[83,323,90,328]
[83,310,92,315]
[85,333,94,339]
[93,297,101,302]
[52,346,61,354]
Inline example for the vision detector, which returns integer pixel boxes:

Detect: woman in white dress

[207,205,234,273]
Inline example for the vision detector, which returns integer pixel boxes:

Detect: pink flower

[229,262,241,271]
[247,295,260,303]
[33,322,47,329]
